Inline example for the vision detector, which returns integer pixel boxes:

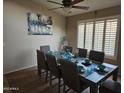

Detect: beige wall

[67,6,121,74]
[4,0,121,74]
[3,0,66,73]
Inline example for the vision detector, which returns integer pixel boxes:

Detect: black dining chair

[46,54,62,93]
[40,45,50,54]
[36,50,49,82]
[77,48,87,58]
[89,50,105,64]
[60,59,89,93]
[99,80,121,93]
[63,46,73,53]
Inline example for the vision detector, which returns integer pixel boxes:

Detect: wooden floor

[4,66,121,93]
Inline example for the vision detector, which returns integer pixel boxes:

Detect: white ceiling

[33,0,121,16]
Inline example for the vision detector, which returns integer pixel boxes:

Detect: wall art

[27,13,53,35]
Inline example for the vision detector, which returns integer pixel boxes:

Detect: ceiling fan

[47,0,89,13]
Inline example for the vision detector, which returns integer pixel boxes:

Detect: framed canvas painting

[27,13,53,35]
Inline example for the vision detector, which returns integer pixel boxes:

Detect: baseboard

[4,65,37,75]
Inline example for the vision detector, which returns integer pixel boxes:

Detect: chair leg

[63,84,65,93]
[45,70,48,82]
[58,78,61,93]
[77,88,81,93]
[99,88,102,93]
[37,67,41,77]
[50,72,52,86]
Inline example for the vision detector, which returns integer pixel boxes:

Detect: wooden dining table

[51,51,119,93]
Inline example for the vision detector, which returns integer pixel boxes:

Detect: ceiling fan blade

[48,7,63,10]
[72,6,89,10]
[71,0,84,5]
[47,0,63,6]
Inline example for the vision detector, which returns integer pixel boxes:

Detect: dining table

[77,59,118,93]
[48,51,119,93]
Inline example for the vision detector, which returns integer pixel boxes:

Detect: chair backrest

[40,45,50,54]
[63,46,73,53]
[89,50,105,63]
[60,59,80,92]
[36,50,48,70]
[46,54,60,78]
[77,48,87,58]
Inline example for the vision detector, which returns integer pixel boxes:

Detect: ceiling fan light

[63,7,72,13]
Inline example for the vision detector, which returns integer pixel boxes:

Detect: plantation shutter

[94,21,104,51]
[77,23,85,48]
[104,19,118,56]
[85,22,94,51]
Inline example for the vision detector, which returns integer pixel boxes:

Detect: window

[77,16,119,58]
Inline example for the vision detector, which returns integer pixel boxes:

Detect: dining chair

[89,50,105,64]
[46,54,62,93]
[36,50,49,82]
[99,80,121,93]
[77,48,87,58]
[60,59,89,93]
[63,46,73,53]
[40,45,50,54]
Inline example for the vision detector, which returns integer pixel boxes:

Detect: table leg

[90,84,98,93]
[113,68,118,81]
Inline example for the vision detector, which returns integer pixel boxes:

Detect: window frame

[77,15,120,60]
